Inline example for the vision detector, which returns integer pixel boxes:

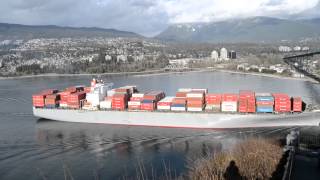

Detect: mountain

[156,17,320,43]
[0,23,142,40]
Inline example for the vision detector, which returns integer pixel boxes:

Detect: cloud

[0,0,319,36]
[158,0,320,23]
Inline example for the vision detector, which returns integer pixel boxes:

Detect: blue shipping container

[171,104,186,108]
[256,107,273,113]
[256,96,274,101]
[141,99,154,103]
[45,104,59,108]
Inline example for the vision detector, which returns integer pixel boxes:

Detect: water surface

[0,71,319,179]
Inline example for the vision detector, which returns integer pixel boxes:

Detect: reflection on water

[31,119,296,179]
[0,71,320,179]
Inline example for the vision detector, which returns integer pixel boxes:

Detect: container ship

[32,79,320,129]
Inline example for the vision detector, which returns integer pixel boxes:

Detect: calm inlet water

[0,71,319,180]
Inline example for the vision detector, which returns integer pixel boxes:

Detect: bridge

[283,51,320,82]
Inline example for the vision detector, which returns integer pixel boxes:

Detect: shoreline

[215,69,319,83]
[0,68,318,83]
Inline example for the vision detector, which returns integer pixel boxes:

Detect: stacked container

[32,93,46,108]
[205,93,221,112]
[176,88,192,98]
[67,91,86,109]
[239,91,256,113]
[157,97,174,110]
[186,92,205,112]
[128,93,144,110]
[171,97,187,111]
[112,88,130,110]
[32,89,58,108]
[273,93,291,113]
[221,93,238,112]
[112,93,128,110]
[59,91,72,108]
[141,91,165,111]
[256,93,274,113]
[292,97,302,112]
[45,94,60,108]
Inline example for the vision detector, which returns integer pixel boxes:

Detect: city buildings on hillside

[211,48,236,62]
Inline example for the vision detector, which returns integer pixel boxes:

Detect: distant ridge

[156,16,320,43]
[0,23,142,40]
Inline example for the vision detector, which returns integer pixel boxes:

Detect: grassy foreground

[188,139,283,180]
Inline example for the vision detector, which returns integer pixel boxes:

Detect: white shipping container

[157,105,171,110]
[171,107,186,111]
[82,105,99,111]
[159,96,175,102]
[119,85,137,94]
[186,93,204,98]
[255,93,272,97]
[60,103,68,108]
[205,104,221,110]
[187,107,203,112]
[100,101,112,109]
[221,101,237,112]
[178,88,192,92]
[191,88,208,93]
[128,101,141,106]
[132,93,144,98]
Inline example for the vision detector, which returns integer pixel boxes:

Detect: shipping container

[186,92,204,98]
[257,106,274,113]
[171,106,186,111]
[100,101,112,109]
[187,107,203,112]
[144,91,165,102]
[32,94,46,107]
[132,93,144,98]
[158,97,174,106]
[141,102,156,111]
[222,93,238,102]
[292,97,302,112]
[221,101,237,112]
[157,105,171,110]
[205,104,221,112]
[41,89,58,95]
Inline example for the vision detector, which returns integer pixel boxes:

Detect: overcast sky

[0,0,319,36]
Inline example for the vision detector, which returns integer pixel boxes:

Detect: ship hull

[33,108,320,129]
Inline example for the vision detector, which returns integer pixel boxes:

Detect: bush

[188,139,283,180]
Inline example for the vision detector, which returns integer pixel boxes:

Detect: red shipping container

[187,100,204,106]
[59,91,72,101]
[144,91,165,102]
[68,92,86,103]
[130,97,144,101]
[115,88,130,94]
[65,86,78,93]
[256,101,274,106]
[176,92,187,98]
[32,94,46,107]
[206,93,221,99]
[187,104,203,108]
[172,98,186,104]
[45,98,59,105]
[128,105,141,110]
[141,103,156,111]
[41,89,58,95]
[222,94,238,102]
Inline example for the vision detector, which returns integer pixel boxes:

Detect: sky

[0,0,319,36]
